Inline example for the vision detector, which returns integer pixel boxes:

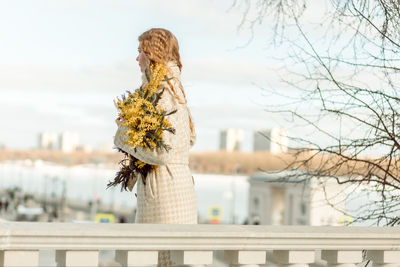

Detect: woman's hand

[115,117,124,126]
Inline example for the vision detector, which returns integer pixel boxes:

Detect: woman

[113,28,198,266]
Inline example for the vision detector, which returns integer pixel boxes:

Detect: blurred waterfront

[0,159,249,224]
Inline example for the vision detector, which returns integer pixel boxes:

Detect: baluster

[115,250,158,267]
[321,250,362,267]
[272,250,315,267]
[55,250,98,267]
[170,250,213,266]
[224,250,266,267]
[0,250,39,267]
[367,250,400,267]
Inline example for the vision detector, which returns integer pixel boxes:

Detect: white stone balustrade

[366,251,400,267]
[273,250,315,267]
[224,250,267,266]
[321,250,363,267]
[0,222,400,267]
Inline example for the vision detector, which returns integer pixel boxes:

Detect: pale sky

[0,0,326,152]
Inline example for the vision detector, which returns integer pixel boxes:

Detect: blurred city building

[247,171,347,226]
[219,129,244,152]
[38,131,80,152]
[38,132,58,150]
[253,128,288,154]
[59,132,79,153]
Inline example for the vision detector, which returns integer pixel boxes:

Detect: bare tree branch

[230,0,400,225]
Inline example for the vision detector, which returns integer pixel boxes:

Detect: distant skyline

[0,0,324,152]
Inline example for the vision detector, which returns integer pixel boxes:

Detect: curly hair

[138,28,195,136]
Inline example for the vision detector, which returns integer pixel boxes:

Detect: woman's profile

[113,28,198,266]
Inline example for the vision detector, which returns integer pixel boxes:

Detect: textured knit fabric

[113,61,198,266]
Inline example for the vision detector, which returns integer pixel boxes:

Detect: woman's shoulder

[166,61,180,75]
[159,79,187,107]
[159,64,185,105]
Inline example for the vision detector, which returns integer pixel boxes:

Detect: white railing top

[1,222,400,251]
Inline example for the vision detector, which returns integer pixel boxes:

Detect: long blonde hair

[138,28,195,135]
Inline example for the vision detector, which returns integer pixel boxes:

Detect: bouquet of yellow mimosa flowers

[107,62,176,191]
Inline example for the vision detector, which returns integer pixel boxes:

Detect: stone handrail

[1,222,400,266]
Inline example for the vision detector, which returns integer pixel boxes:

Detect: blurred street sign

[95,213,115,223]
[339,215,353,226]
[209,205,222,224]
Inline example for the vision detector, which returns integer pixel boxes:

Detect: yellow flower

[156,129,163,138]
[134,160,147,169]
[143,63,167,96]
[163,118,172,128]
